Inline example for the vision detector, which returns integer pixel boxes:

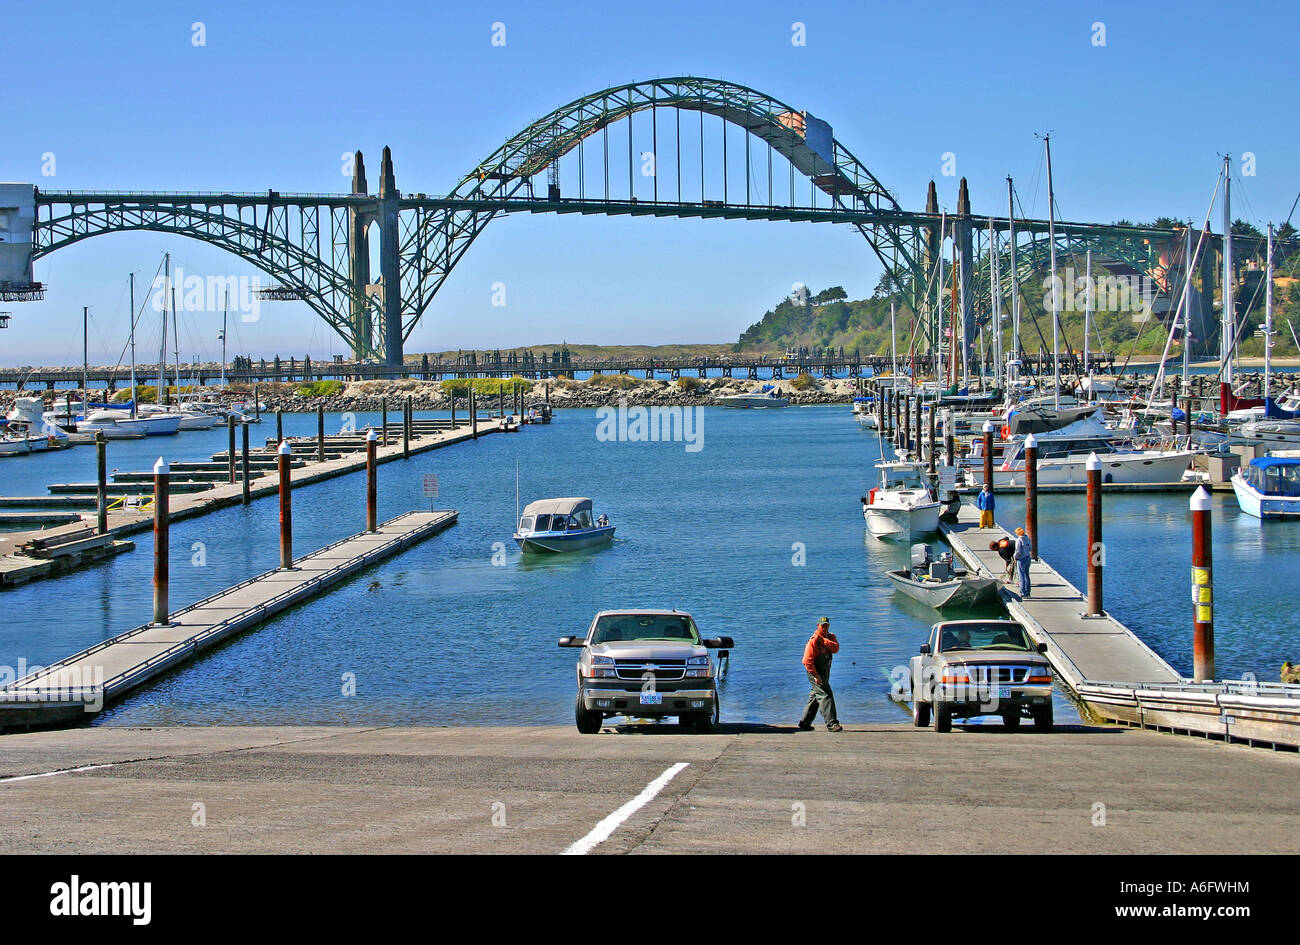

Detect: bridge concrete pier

[378,146,403,367]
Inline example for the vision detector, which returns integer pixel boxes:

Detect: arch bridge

[2,77,1224,365]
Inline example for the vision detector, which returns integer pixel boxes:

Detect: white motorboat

[1238,420,1300,452]
[139,403,215,431]
[862,461,941,540]
[75,410,152,437]
[852,397,877,428]
[514,497,615,553]
[0,419,54,455]
[1231,456,1300,520]
[718,386,789,408]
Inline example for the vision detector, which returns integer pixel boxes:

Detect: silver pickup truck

[909,619,1054,732]
[559,609,734,733]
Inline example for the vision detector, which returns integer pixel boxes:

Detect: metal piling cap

[367,429,378,441]
[153,456,169,475]
[1025,433,1038,449]
[278,439,292,455]
[1190,485,1212,511]
[1086,451,1101,471]
[982,419,994,432]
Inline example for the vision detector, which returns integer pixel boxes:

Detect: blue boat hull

[514,526,616,553]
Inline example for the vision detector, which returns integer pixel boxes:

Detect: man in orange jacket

[798,617,842,732]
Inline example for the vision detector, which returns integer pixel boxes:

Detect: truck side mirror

[704,636,735,649]
[557,636,584,648]
[1037,642,1048,654]
[919,643,931,655]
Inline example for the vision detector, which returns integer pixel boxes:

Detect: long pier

[940,503,1300,748]
[0,417,496,586]
[0,510,457,730]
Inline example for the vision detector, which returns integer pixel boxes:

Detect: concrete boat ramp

[0,510,457,730]
[940,504,1300,748]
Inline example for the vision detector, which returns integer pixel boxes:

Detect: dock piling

[901,395,911,454]
[227,417,236,483]
[253,383,260,421]
[943,409,955,467]
[981,420,994,489]
[1025,432,1039,560]
[278,440,293,569]
[152,457,170,626]
[317,406,326,462]
[366,429,378,533]
[381,396,388,446]
[241,423,251,504]
[914,395,922,456]
[275,409,283,447]
[470,388,478,439]
[450,389,456,428]
[95,432,107,535]
[1191,486,1215,681]
[402,396,411,459]
[1086,451,1103,615]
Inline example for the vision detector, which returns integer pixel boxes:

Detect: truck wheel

[912,699,930,727]
[1032,703,1054,732]
[1001,711,1021,730]
[575,694,602,734]
[934,702,952,733]
[692,700,720,734]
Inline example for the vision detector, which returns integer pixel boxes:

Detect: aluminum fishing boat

[885,544,1001,610]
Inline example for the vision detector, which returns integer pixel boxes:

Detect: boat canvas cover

[1250,457,1300,470]
[520,497,593,518]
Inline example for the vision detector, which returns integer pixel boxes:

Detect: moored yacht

[717,385,789,408]
[1231,456,1300,520]
[862,461,941,540]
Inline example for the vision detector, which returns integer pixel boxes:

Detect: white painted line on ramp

[0,763,118,783]
[562,762,689,855]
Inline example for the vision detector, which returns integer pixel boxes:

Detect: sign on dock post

[1190,486,1215,681]
[423,473,439,511]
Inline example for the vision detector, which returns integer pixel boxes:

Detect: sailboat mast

[1083,250,1092,387]
[82,306,88,407]
[1044,135,1060,409]
[1007,177,1020,374]
[889,300,897,379]
[172,274,181,399]
[159,253,169,404]
[935,213,947,385]
[129,273,137,419]
[1182,224,1192,389]
[221,288,229,389]
[1265,223,1274,405]
[989,217,1002,391]
[1221,155,1234,397]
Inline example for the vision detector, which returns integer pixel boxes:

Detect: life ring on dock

[1000,425,1011,440]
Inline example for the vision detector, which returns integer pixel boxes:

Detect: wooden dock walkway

[940,502,1300,748]
[939,503,1181,688]
[0,510,458,729]
[0,418,496,587]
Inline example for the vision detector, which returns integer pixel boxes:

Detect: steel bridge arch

[398,77,927,338]
[33,196,382,356]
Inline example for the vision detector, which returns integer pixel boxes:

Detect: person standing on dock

[975,483,996,529]
[798,617,842,732]
[1013,527,1032,598]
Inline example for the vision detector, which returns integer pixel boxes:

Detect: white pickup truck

[559,609,734,733]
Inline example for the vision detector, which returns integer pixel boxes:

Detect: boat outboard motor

[910,544,932,569]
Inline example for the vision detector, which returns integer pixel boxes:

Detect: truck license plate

[639,692,663,706]
[998,687,1011,699]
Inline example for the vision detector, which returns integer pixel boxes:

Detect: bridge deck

[0,510,458,728]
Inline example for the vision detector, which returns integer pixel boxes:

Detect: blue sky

[2,0,1296,366]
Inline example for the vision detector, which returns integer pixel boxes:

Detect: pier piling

[470,388,478,439]
[402,397,411,459]
[449,390,456,428]
[981,420,994,489]
[317,406,326,462]
[1086,452,1103,615]
[275,409,283,447]
[902,395,911,454]
[95,432,107,535]
[241,423,251,504]
[227,417,236,484]
[366,429,378,533]
[381,397,388,446]
[1191,486,1215,681]
[914,396,922,455]
[278,440,293,569]
[152,457,170,626]
[943,410,955,468]
[927,407,936,476]
[1025,432,1039,560]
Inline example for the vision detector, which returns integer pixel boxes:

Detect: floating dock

[941,503,1300,748]
[0,510,457,729]
[0,417,496,587]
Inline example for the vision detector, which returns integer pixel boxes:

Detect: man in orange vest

[797,617,842,732]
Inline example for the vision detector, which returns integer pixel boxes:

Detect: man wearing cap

[798,617,842,732]
[1013,527,1033,598]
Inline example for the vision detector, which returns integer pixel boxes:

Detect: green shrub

[676,376,703,391]
[295,380,344,397]
[790,373,815,391]
[586,373,639,390]
[440,377,533,396]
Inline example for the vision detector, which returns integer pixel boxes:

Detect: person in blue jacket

[975,483,996,529]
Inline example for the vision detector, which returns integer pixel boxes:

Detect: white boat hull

[864,502,940,540]
[1232,474,1300,519]
[1001,450,1194,486]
